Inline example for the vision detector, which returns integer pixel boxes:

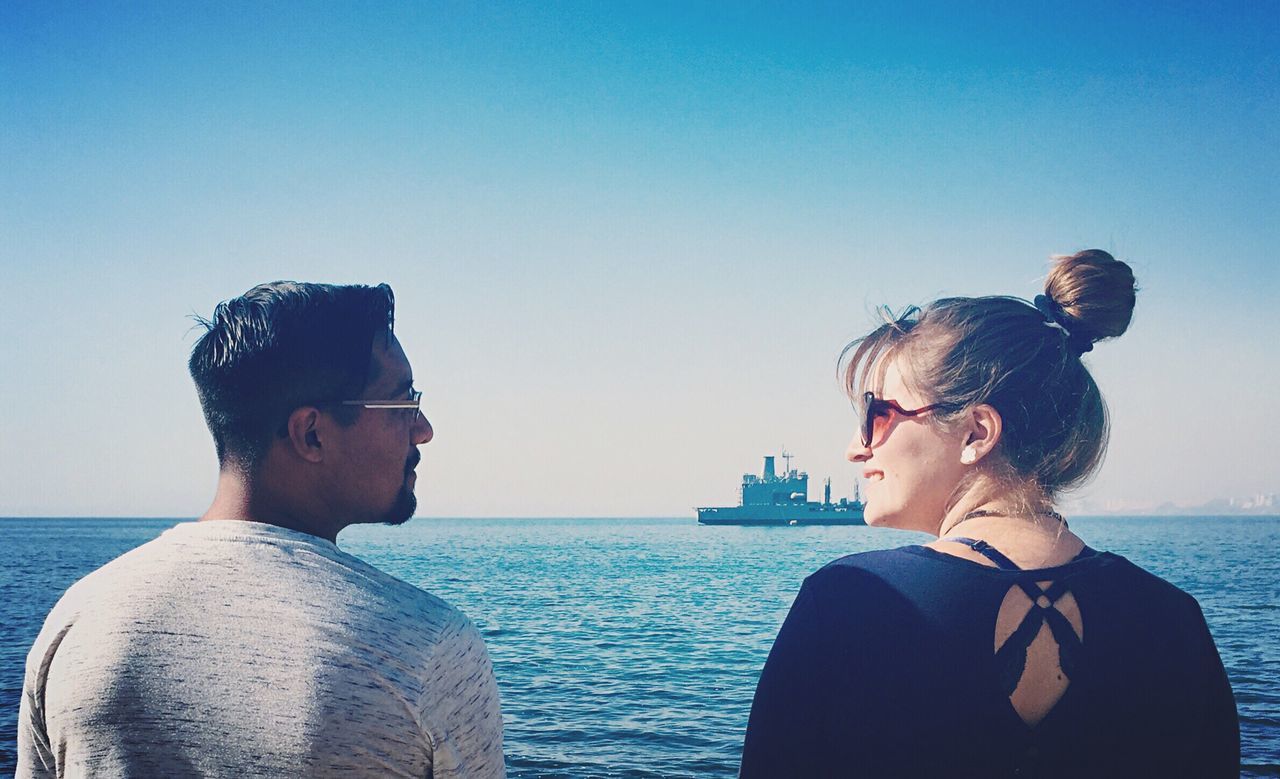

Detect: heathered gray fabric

[17,520,505,778]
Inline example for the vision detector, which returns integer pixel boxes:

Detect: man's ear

[960,403,1003,465]
[285,407,325,464]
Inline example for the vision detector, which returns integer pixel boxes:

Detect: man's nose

[413,412,433,445]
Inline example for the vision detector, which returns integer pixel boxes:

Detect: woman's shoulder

[801,546,943,601]
[814,545,926,576]
[1066,550,1207,615]
[814,544,926,580]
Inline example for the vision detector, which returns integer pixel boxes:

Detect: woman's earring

[960,447,977,465]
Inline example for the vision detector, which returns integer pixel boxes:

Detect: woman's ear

[959,403,1002,466]
[285,407,326,464]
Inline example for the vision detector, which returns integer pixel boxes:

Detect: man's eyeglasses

[276,390,423,437]
[338,389,423,412]
[858,390,944,448]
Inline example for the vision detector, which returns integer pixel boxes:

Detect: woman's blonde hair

[841,249,1137,499]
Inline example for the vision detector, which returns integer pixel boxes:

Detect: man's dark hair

[189,281,396,473]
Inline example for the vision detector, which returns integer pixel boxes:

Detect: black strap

[943,536,1021,570]
[993,588,1084,696]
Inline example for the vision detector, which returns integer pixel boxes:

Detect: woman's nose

[846,435,870,463]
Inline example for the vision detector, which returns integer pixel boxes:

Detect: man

[18,282,505,777]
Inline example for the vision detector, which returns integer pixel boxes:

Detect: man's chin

[381,488,417,527]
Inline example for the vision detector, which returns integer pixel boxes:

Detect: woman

[739,250,1238,777]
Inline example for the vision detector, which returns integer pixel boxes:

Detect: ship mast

[781,448,793,476]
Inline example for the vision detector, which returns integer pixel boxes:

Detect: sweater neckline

[166,519,340,550]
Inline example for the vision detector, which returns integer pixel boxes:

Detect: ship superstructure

[696,452,865,526]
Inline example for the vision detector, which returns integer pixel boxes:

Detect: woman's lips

[862,469,883,481]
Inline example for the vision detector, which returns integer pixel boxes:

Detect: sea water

[2,516,1277,777]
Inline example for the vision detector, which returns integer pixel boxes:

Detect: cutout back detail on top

[943,536,1090,726]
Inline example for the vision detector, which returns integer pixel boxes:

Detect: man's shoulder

[46,521,473,639]
[52,528,183,607]
[338,553,469,627]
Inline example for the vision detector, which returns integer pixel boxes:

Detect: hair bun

[1044,249,1137,344]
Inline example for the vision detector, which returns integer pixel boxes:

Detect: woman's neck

[929,511,1082,569]
[931,484,1082,568]
[936,478,1057,538]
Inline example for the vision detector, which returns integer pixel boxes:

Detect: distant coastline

[1067,494,1280,517]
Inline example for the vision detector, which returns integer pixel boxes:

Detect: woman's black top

[740,545,1239,778]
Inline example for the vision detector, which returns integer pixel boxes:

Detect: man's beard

[382,451,421,526]
[381,485,417,526]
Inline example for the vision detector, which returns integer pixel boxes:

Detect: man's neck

[200,468,339,543]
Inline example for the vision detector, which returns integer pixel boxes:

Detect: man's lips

[406,451,421,474]
[862,469,883,481]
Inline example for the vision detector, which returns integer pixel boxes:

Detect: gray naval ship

[697,452,866,526]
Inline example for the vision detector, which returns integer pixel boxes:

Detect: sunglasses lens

[859,394,878,447]
[860,394,894,448]
[864,409,887,447]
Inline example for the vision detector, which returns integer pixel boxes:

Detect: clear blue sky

[2,2,1276,516]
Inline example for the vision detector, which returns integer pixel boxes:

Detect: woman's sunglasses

[859,391,945,448]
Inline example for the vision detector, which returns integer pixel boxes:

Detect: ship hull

[696,505,866,526]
